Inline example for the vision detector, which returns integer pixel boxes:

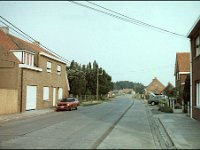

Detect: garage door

[26,86,37,110]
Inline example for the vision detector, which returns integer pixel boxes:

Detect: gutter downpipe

[190,41,193,119]
[20,68,23,113]
[20,51,24,113]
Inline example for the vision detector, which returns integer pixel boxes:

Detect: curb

[0,108,55,124]
[157,117,177,149]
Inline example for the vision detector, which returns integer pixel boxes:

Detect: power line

[0,16,71,65]
[0,20,35,44]
[86,1,187,38]
[69,1,188,39]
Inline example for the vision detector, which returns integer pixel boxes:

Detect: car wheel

[75,107,77,110]
[151,101,155,105]
[69,107,72,111]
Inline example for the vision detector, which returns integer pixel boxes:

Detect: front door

[26,85,37,110]
[53,88,56,107]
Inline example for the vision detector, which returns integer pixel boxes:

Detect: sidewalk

[97,99,157,149]
[152,107,200,149]
[0,108,55,124]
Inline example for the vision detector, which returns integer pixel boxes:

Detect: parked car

[56,97,79,111]
[148,95,168,105]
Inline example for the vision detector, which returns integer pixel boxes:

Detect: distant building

[119,88,135,95]
[187,16,200,121]
[145,77,165,95]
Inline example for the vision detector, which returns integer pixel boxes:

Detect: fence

[73,95,108,102]
[0,89,18,115]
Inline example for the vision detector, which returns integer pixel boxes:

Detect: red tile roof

[0,30,18,50]
[0,29,58,61]
[176,52,190,72]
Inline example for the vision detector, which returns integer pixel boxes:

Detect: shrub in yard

[159,106,173,113]
[174,103,182,109]
[158,101,173,113]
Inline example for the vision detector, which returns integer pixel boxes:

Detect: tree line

[66,61,146,97]
[113,81,145,94]
[66,60,113,97]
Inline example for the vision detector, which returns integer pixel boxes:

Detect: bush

[158,105,173,113]
[174,103,182,109]
[159,99,167,104]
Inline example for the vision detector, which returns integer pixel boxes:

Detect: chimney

[0,26,9,34]
[33,41,40,46]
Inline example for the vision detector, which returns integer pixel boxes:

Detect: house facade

[187,17,200,121]
[0,27,70,114]
[145,77,165,97]
[174,52,190,104]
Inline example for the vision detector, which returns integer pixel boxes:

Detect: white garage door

[26,85,37,110]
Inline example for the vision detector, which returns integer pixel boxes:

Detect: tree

[113,81,145,94]
[67,60,113,98]
[183,74,190,113]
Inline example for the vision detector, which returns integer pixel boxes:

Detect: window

[58,88,63,100]
[57,65,61,75]
[196,82,200,107]
[195,35,200,57]
[43,87,49,101]
[47,61,52,73]
[13,51,34,66]
[176,73,180,80]
[23,52,34,66]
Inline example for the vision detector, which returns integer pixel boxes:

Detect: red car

[56,97,79,111]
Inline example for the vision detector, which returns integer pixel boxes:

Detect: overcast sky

[0,1,200,86]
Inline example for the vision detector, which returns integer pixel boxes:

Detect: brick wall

[190,22,200,121]
[20,55,69,112]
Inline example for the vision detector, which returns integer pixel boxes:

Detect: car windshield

[61,98,75,102]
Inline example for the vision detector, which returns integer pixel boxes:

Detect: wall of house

[20,55,69,112]
[0,89,18,115]
[191,25,200,121]
[192,56,200,121]
[176,74,188,102]
[0,60,19,89]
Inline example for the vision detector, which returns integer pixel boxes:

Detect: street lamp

[96,68,103,101]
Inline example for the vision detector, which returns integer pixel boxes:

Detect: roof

[146,77,165,95]
[0,29,65,64]
[187,16,200,38]
[163,82,174,93]
[175,52,190,73]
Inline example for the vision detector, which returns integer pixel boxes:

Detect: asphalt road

[0,95,157,149]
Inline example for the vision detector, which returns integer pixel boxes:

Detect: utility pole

[96,68,103,101]
[96,68,99,101]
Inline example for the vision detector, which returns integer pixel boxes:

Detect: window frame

[58,87,63,100]
[196,82,200,107]
[176,72,180,80]
[43,86,49,101]
[195,35,200,57]
[57,65,61,75]
[47,61,52,73]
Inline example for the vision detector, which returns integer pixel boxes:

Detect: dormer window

[12,50,35,66]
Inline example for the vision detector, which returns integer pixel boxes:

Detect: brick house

[187,16,200,121]
[145,77,165,97]
[174,52,190,104]
[0,27,70,114]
